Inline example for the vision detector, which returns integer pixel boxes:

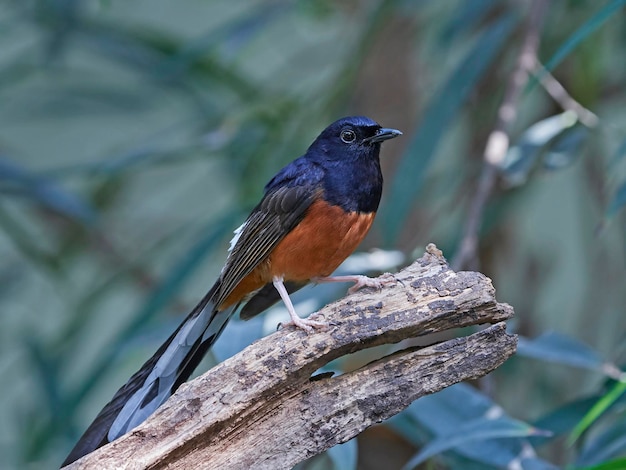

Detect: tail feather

[62,285,235,467]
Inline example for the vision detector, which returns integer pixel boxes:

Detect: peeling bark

[67,244,516,470]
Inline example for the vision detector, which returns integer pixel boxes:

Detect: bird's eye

[340,129,356,144]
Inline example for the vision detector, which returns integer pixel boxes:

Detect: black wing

[213,184,320,307]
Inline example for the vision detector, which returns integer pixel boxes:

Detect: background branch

[66,245,516,469]
[534,60,600,128]
[452,0,548,271]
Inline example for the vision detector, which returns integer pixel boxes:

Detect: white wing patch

[222,221,248,274]
[229,221,247,253]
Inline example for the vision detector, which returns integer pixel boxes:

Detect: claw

[279,316,327,332]
[346,274,396,294]
[315,273,397,294]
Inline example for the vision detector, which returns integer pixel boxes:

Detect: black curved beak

[364,127,403,144]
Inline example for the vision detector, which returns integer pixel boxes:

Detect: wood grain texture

[65,244,516,470]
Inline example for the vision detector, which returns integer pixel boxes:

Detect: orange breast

[219,199,376,309]
[268,199,376,280]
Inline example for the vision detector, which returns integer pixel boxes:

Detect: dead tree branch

[67,244,516,470]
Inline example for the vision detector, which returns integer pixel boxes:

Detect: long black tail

[61,285,234,467]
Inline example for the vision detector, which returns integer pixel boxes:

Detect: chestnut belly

[268,200,375,280]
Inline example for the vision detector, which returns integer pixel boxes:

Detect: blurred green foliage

[1,0,626,469]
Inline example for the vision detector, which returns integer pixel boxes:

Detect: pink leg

[273,276,326,332]
[313,273,396,294]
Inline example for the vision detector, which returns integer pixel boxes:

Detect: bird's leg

[273,276,326,332]
[313,273,397,294]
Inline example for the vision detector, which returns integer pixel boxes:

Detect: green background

[1,1,626,469]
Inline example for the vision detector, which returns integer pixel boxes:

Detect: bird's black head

[306,116,402,163]
[301,116,401,213]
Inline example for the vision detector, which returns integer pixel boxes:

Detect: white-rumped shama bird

[62,116,401,466]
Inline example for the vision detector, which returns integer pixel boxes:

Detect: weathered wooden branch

[68,244,516,469]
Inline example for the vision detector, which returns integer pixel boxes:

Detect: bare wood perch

[67,244,516,470]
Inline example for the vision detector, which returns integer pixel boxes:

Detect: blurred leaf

[89,144,206,175]
[501,112,578,186]
[402,416,551,470]
[542,125,588,170]
[384,12,518,243]
[23,336,64,459]
[607,137,626,169]
[517,332,617,376]
[57,260,145,350]
[606,180,626,218]
[0,156,96,224]
[533,396,600,439]
[33,0,83,60]
[0,203,58,270]
[173,2,286,62]
[599,147,625,223]
[535,0,626,81]
[39,129,232,179]
[575,457,626,470]
[569,379,626,444]
[399,384,555,469]
[25,338,61,415]
[3,79,158,120]
[407,383,492,426]
[438,0,500,45]
[78,16,267,103]
[576,419,626,467]
[327,437,358,470]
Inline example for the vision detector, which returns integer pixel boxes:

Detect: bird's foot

[273,275,327,332]
[279,315,327,333]
[314,273,397,294]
